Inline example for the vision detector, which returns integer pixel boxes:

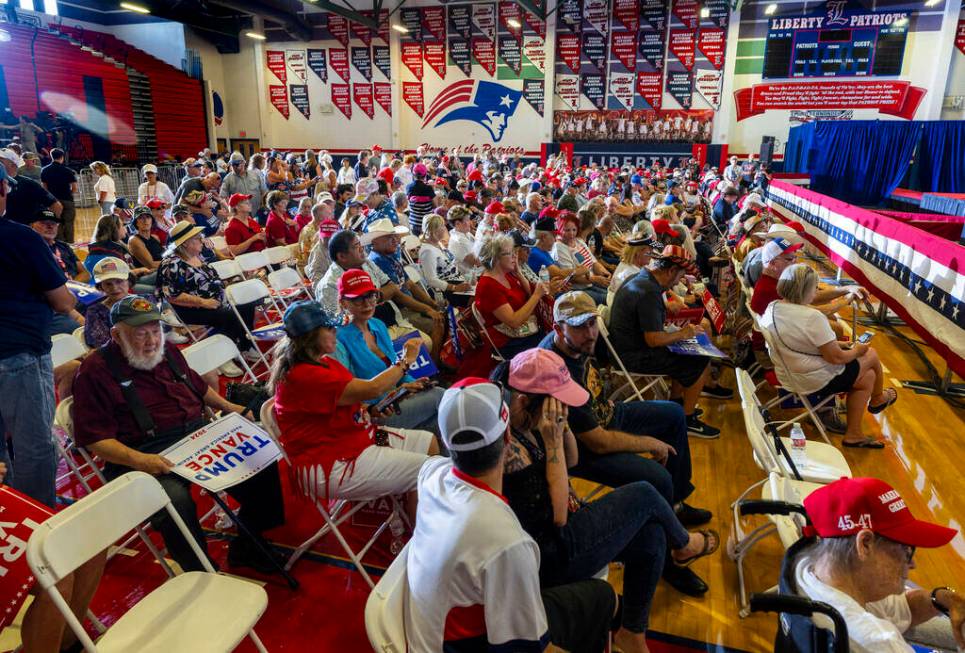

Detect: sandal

[868,387,898,415]
[842,438,885,449]
[673,528,720,568]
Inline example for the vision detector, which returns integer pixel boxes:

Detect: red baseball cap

[484,201,505,215]
[464,190,477,202]
[467,169,484,182]
[538,206,559,220]
[371,144,383,151]
[318,219,340,237]
[227,193,252,208]
[378,167,394,186]
[145,198,166,209]
[337,269,379,298]
[651,218,674,236]
[803,477,957,548]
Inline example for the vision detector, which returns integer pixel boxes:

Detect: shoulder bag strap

[98,344,158,439]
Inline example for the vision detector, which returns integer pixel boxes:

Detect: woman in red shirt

[264,190,299,246]
[473,233,549,361]
[269,300,439,509]
[223,193,267,255]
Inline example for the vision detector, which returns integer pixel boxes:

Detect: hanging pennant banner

[639,30,666,69]
[269,84,289,119]
[402,81,425,116]
[611,31,637,70]
[557,33,581,75]
[351,46,373,81]
[669,29,696,70]
[525,14,546,40]
[331,83,352,119]
[401,8,422,41]
[286,50,306,83]
[641,0,668,32]
[352,20,372,46]
[375,9,390,44]
[523,37,546,73]
[558,0,582,31]
[613,0,640,33]
[423,40,447,79]
[523,78,544,115]
[266,50,286,84]
[957,19,965,55]
[582,31,607,72]
[694,68,722,109]
[422,7,446,41]
[354,83,374,119]
[636,71,663,108]
[672,0,699,29]
[372,45,391,80]
[401,41,424,80]
[697,27,725,69]
[704,0,729,27]
[555,73,580,110]
[449,5,472,40]
[330,47,350,83]
[374,81,392,115]
[498,34,522,75]
[328,14,350,47]
[290,84,310,119]
[473,3,496,40]
[449,37,472,76]
[583,0,609,37]
[609,72,634,110]
[667,71,693,108]
[307,48,327,83]
[472,36,497,76]
[498,1,523,41]
[581,73,606,109]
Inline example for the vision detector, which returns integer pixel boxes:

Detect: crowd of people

[0,138,961,653]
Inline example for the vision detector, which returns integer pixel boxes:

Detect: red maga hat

[337,269,379,298]
[484,201,505,215]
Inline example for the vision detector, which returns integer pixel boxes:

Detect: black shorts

[816,359,861,397]
[628,349,711,388]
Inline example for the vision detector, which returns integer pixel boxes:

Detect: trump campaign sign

[161,414,282,493]
[0,486,53,629]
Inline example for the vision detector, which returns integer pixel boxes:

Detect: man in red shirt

[223,193,267,256]
[750,237,803,316]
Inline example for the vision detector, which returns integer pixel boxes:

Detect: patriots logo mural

[422,80,522,142]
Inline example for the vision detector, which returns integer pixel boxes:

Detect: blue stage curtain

[919,121,965,194]
[784,123,815,173]
[808,121,922,206]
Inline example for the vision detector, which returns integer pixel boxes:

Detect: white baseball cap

[438,379,509,452]
[141,163,158,176]
[0,148,24,169]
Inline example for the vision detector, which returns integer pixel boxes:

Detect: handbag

[225,381,270,419]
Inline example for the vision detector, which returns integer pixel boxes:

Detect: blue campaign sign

[667,332,727,358]
[66,280,105,307]
[251,324,286,341]
[392,330,438,379]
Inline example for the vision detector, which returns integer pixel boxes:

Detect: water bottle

[789,423,807,469]
[538,267,550,284]
[389,513,407,555]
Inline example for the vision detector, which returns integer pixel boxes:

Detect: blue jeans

[544,481,689,632]
[0,353,57,507]
[382,385,445,436]
[570,400,693,505]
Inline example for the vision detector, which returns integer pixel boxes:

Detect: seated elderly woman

[788,477,963,653]
[334,270,444,435]
[759,263,897,448]
[269,300,439,515]
[156,221,261,365]
[86,213,155,294]
[418,213,471,304]
[474,233,550,360]
[84,257,133,349]
[551,211,610,305]
[608,224,659,300]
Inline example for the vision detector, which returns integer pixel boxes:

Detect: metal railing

[73,165,188,208]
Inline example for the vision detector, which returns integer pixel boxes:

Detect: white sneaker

[219,360,244,377]
[165,330,189,344]
[242,349,263,363]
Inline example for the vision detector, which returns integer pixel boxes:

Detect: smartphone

[373,387,409,413]
[857,331,875,344]
[563,271,576,284]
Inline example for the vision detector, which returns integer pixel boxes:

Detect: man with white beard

[72,296,286,574]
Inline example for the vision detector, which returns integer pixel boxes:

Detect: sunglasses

[346,292,379,305]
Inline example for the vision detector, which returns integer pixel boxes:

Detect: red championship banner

[701,289,726,333]
[329,47,350,83]
[697,27,726,69]
[331,83,352,119]
[402,81,425,117]
[352,19,372,46]
[672,0,699,30]
[525,13,546,39]
[401,41,424,80]
[269,85,289,119]
[669,29,696,70]
[734,80,927,121]
[374,81,392,116]
[613,0,640,33]
[266,50,286,84]
[423,40,447,79]
[611,31,637,70]
[498,0,523,40]
[957,19,965,55]
[557,33,581,74]
[354,83,374,119]
[472,37,497,76]
[636,71,663,109]
[0,486,53,630]
[422,6,446,41]
[328,14,350,47]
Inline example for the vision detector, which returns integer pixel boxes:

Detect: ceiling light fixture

[245,31,267,40]
[391,23,409,33]
[700,7,710,17]
[507,18,521,28]
[894,16,909,25]
[120,2,150,14]
[764,3,777,14]
[923,0,939,6]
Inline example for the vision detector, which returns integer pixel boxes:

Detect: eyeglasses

[876,534,915,564]
[347,292,379,305]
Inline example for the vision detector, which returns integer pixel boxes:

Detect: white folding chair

[267,266,314,306]
[401,235,421,265]
[259,398,408,585]
[595,311,669,401]
[209,259,243,282]
[71,326,89,351]
[27,472,269,653]
[50,333,87,368]
[182,334,259,383]
[365,543,410,652]
[264,245,295,267]
[235,250,271,278]
[403,263,430,297]
[208,235,228,254]
[224,278,284,376]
